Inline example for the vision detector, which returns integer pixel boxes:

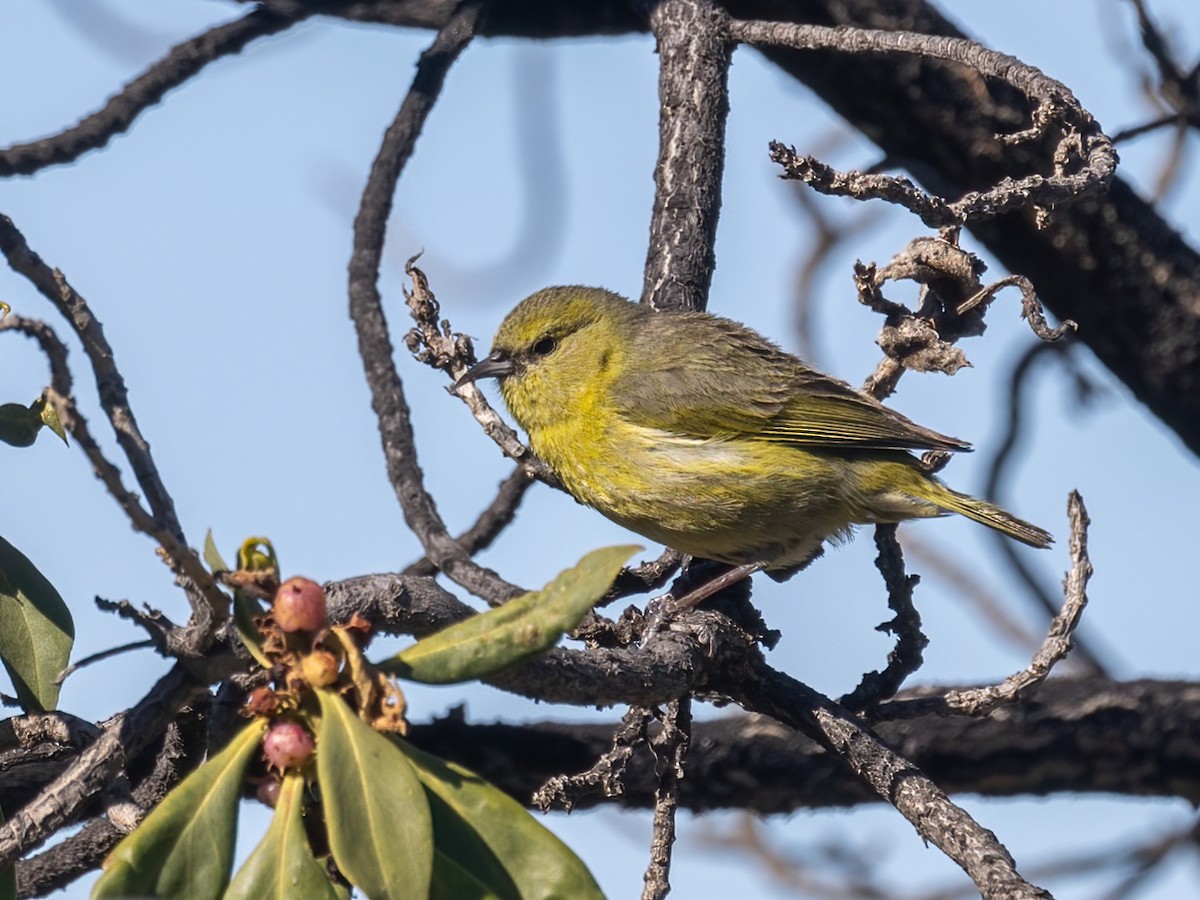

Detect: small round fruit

[263,721,315,771]
[256,779,282,808]
[300,649,340,688]
[273,577,328,633]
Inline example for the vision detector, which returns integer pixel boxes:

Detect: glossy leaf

[0,401,41,447]
[204,530,269,668]
[0,535,74,711]
[94,720,265,900]
[315,688,433,900]
[226,773,338,900]
[399,742,604,900]
[202,529,228,573]
[385,545,639,684]
[430,848,502,900]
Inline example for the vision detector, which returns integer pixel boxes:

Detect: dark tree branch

[403,464,534,576]
[641,0,732,313]
[982,342,1110,676]
[879,491,1092,721]
[730,662,1051,898]
[838,525,927,713]
[0,215,226,624]
[0,657,234,868]
[533,706,652,811]
[14,714,203,899]
[642,698,691,900]
[346,2,525,605]
[741,22,1115,227]
[0,7,308,176]
[327,572,754,706]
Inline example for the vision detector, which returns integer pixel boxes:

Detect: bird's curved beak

[455,351,514,389]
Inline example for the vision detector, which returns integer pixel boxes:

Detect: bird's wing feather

[611,315,969,453]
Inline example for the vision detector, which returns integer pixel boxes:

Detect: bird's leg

[664,562,762,613]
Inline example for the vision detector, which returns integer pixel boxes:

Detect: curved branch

[735,21,1115,227]
[346,2,524,604]
[0,8,308,177]
[0,316,71,396]
[0,223,226,622]
[403,464,534,577]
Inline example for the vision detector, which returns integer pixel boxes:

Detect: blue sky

[3,1,1200,897]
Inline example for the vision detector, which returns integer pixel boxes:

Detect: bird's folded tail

[932,487,1053,548]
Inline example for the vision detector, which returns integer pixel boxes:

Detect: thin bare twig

[0,316,71,396]
[54,641,156,686]
[0,235,226,624]
[983,341,1109,676]
[879,491,1093,721]
[957,274,1076,341]
[403,260,559,487]
[642,698,692,900]
[534,706,652,811]
[839,526,927,714]
[736,22,1115,227]
[346,1,524,605]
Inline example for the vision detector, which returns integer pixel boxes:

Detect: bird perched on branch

[457,287,1050,588]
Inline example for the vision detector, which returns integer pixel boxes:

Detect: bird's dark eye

[531,335,558,357]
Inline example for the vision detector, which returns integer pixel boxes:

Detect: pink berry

[273,577,328,633]
[263,721,315,771]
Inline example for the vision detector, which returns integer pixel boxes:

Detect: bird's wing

[611,316,969,453]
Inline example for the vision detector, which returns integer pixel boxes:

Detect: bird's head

[456,286,639,435]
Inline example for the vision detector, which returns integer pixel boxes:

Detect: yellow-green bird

[457,287,1051,576]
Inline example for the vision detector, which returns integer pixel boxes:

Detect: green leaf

[203,530,269,668]
[430,848,502,900]
[314,688,433,900]
[233,592,271,669]
[226,773,339,900]
[0,535,74,711]
[399,742,604,900]
[0,401,41,447]
[93,720,265,900]
[202,529,228,572]
[385,545,639,684]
